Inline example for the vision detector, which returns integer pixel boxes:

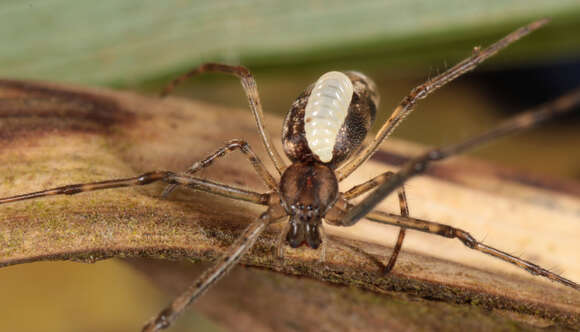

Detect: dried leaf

[0,80,579,330]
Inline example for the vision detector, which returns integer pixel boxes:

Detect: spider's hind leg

[364,210,580,290]
[343,171,409,274]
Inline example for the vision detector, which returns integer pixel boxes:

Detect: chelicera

[1,19,579,331]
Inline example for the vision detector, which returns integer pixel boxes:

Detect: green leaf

[0,1,579,86]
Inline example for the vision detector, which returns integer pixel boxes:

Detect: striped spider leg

[335,18,550,181]
[0,171,270,206]
[342,172,409,273]
[142,202,288,331]
[325,86,580,290]
[0,171,282,330]
[161,138,279,198]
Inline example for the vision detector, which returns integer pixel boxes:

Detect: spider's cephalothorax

[279,71,379,248]
[282,71,379,168]
[279,161,338,248]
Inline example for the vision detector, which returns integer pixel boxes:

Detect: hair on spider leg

[1,18,579,332]
[546,264,566,278]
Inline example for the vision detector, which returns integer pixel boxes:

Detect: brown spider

[1,18,579,331]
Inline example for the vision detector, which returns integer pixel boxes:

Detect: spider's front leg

[160,63,287,173]
[336,18,549,180]
[162,139,278,197]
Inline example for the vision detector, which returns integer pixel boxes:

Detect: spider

[1,18,579,331]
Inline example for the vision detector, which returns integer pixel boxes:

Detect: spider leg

[336,18,549,180]
[328,199,579,289]
[385,190,407,273]
[342,86,580,226]
[343,171,409,273]
[142,205,286,332]
[327,86,580,290]
[0,171,270,206]
[160,63,286,174]
[163,139,278,197]
[276,221,290,259]
[318,224,328,263]
[364,210,580,290]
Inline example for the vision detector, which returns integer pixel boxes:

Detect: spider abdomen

[304,71,354,163]
[283,71,379,168]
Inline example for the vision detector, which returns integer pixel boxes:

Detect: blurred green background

[1,1,579,331]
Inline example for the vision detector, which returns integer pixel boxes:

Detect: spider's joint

[456,230,477,249]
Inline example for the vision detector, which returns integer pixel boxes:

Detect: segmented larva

[304,71,354,163]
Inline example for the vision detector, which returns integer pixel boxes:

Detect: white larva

[304,71,354,163]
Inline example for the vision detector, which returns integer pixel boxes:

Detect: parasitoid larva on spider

[304,71,354,163]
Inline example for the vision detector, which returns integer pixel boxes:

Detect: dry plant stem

[336,18,549,180]
[160,63,286,174]
[1,79,580,331]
